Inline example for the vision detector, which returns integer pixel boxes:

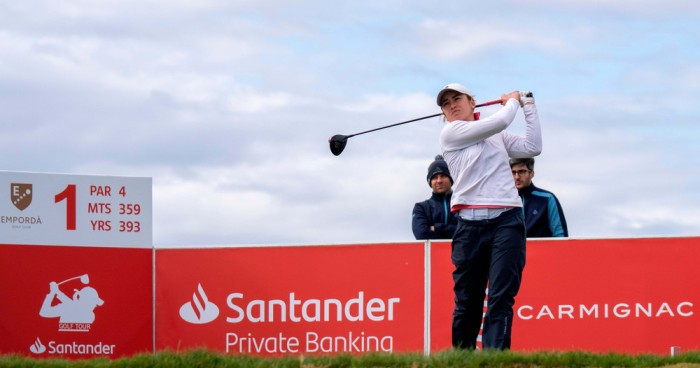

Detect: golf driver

[329,99,502,156]
[57,274,89,286]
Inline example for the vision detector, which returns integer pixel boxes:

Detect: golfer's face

[440,91,475,122]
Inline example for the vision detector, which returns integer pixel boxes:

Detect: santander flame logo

[29,337,46,354]
[179,283,219,324]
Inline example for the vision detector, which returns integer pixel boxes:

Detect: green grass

[1,349,700,368]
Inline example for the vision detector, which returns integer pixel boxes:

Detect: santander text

[226,291,400,323]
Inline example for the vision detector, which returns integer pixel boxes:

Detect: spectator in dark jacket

[412,155,458,239]
[509,157,568,237]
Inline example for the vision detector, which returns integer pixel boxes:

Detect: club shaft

[346,99,502,138]
[57,275,84,285]
[347,113,441,138]
[475,99,502,108]
[57,277,79,285]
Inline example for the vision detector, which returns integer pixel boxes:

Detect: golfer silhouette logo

[179,283,219,324]
[39,274,104,332]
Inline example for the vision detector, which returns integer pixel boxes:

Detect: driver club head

[329,135,348,156]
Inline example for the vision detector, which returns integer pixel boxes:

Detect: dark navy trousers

[451,208,526,350]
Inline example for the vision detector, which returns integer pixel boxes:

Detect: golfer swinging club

[39,280,104,324]
[437,83,541,350]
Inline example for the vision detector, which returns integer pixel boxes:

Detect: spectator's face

[440,91,475,122]
[511,163,533,190]
[430,173,452,194]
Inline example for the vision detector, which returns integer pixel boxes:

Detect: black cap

[427,155,453,187]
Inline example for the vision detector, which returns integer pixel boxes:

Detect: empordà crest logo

[180,283,220,324]
[39,274,104,332]
[10,183,33,211]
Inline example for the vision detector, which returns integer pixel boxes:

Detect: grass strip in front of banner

[1,349,700,367]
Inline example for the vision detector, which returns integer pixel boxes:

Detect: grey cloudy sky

[2,1,699,246]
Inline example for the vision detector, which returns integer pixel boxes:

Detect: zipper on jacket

[442,197,448,224]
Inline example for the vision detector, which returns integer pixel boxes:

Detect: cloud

[149,154,429,246]
[523,0,700,18]
[1,1,699,248]
[416,19,569,61]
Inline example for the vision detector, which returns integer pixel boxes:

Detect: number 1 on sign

[55,184,77,230]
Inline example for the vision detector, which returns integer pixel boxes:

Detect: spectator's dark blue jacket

[412,192,458,240]
[518,183,568,238]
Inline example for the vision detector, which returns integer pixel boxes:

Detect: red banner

[155,243,425,356]
[429,237,700,354]
[0,244,153,358]
[4,236,698,358]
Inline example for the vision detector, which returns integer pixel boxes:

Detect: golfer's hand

[519,91,535,106]
[49,281,59,293]
[501,91,521,105]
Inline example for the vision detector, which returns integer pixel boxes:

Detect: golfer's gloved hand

[519,91,535,106]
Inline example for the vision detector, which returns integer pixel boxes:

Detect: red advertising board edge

[3,236,700,358]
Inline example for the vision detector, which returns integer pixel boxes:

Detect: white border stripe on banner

[152,248,157,353]
[424,240,431,356]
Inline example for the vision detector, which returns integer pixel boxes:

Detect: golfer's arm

[522,103,542,154]
[504,103,542,157]
[55,291,71,303]
[440,99,519,151]
[39,294,60,317]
